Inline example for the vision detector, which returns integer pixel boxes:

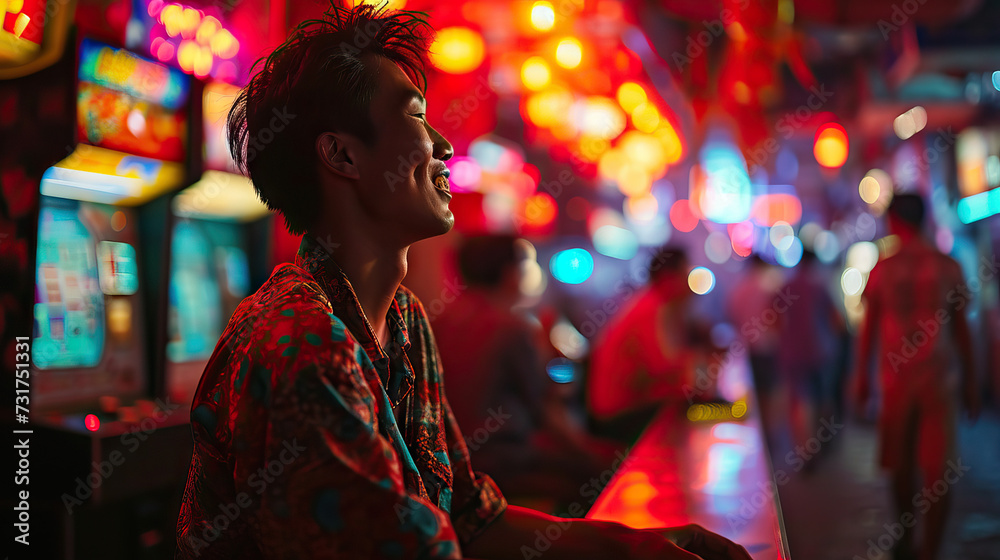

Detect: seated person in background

[588,248,695,443]
[176,4,753,559]
[433,235,620,508]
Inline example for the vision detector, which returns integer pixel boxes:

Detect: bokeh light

[688,267,716,295]
[430,27,485,74]
[521,56,551,91]
[555,37,583,68]
[670,199,698,232]
[616,82,647,113]
[530,1,556,31]
[813,123,849,168]
[549,248,594,284]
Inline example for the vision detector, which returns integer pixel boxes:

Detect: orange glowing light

[598,148,627,180]
[555,37,582,68]
[523,193,558,226]
[361,0,406,9]
[625,193,658,222]
[526,86,574,128]
[750,193,802,226]
[654,124,683,164]
[616,164,652,197]
[669,199,698,232]
[521,56,551,91]
[616,82,646,113]
[619,131,667,173]
[429,27,485,74]
[813,123,849,169]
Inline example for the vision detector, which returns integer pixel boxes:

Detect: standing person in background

[433,235,620,509]
[726,255,783,450]
[854,194,980,560]
[778,249,845,466]
[588,247,695,444]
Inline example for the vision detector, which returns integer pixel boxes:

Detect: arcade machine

[30,37,196,559]
[162,79,272,408]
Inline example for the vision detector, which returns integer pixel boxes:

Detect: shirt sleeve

[233,314,463,559]
[441,395,508,544]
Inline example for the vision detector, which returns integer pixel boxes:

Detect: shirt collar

[295,236,413,406]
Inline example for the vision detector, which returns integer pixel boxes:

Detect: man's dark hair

[648,245,688,283]
[457,235,521,288]
[227,4,432,234]
[887,193,925,229]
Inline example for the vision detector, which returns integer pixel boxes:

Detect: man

[434,235,619,506]
[588,248,696,443]
[777,250,844,465]
[175,4,753,559]
[854,194,980,560]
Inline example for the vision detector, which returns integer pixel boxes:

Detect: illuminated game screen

[32,196,147,410]
[76,38,189,161]
[166,218,249,405]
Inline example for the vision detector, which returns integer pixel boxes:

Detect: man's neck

[308,228,408,349]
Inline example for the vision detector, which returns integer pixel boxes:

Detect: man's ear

[316,132,360,180]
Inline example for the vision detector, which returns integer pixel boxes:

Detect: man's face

[350,56,455,244]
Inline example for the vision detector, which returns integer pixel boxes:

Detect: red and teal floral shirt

[176,237,507,559]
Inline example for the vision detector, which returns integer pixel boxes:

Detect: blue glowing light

[775,236,804,268]
[957,187,1000,224]
[549,248,594,284]
[546,358,576,383]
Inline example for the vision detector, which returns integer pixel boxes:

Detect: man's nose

[428,123,454,161]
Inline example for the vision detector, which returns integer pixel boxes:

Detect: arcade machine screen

[33,196,146,411]
[164,80,269,406]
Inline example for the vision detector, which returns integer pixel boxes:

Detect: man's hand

[622,524,753,559]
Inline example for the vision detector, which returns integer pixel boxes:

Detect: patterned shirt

[175,237,507,559]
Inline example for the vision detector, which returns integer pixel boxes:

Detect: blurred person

[588,247,696,443]
[853,194,980,560]
[726,255,783,449]
[777,249,845,466]
[175,4,753,560]
[433,235,620,508]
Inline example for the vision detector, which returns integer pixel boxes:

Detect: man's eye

[410,113,426,120]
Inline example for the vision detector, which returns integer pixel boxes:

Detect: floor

[772,407,1000,560]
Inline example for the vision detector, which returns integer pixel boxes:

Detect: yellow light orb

[555,37,582,69]
[209,29,239,59]
[813,123,849,168]
[521,56,551,91]
[177,40,199,72]
[654,124,684,164]
[616,82,647,113]
[161,4,184,37]
[530,1,556,32]
[526,86,573,128]
[429,27,485,74]
[361,0,407,9]
[631,102,660,133]
[598,148,627,180]
[619,131,667,173]
[196,16,221,45]
[615,164,652,197]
